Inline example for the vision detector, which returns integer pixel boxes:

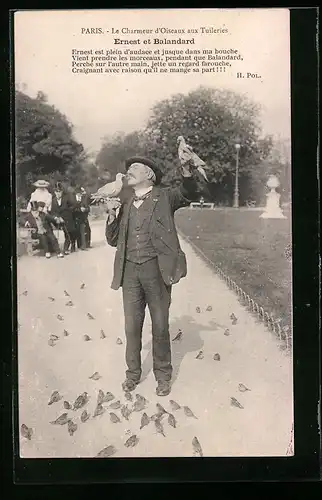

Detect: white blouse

[27,189,52,213]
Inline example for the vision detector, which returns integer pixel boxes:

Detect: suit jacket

[105,176,197,290]
[25,211,58,235]
[50,193,76,232]
[73,193,90,224]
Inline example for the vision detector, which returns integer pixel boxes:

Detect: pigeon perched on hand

[91,173,125,202]
[177,136,209,182]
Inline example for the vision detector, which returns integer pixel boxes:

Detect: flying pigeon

[177,135,209,182]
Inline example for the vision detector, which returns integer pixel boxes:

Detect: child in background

[25,201,64,258]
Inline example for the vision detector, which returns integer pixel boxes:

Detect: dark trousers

[122,258,172,383]
[38,232,60,254]
[85,220,91,247]
[62,227,77,252]
[76,222,87,250]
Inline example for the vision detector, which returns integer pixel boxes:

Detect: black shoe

[122,379,138,392]
[156,380,171,397]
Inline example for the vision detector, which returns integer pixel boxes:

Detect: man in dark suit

[105,156,199,397]
[74,186,91,250]
[51,183,78,253]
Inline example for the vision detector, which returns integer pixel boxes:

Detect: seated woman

[24,201,64,259]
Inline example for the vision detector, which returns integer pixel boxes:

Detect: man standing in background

[105,156,199,397]
[74,186,91,251]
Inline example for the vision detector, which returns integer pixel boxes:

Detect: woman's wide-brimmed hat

[125,156,163,185]
[33,179,50,188]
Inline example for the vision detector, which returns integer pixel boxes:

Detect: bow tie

[134,192,152,202]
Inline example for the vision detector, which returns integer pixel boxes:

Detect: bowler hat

[33,179,49,188]
[125,156,163,184]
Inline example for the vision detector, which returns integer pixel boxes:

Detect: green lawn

[175,208,292,330]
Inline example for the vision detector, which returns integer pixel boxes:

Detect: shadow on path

[141,315,224,385]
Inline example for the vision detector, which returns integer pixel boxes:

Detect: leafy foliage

[96,86,286,204]
[15,90,85,199]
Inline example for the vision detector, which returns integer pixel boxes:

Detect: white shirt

[132,186,153,209]
[27,189,52,213]
[107,186,153,225]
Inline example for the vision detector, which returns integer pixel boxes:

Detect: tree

[142,86,273,203]
[15,89,85,199]
[96,131,144,184]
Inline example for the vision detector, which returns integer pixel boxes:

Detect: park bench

[18,226,39,256]
[190,202,214,209]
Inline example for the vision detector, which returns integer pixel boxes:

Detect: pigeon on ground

[93,404,105,417]
[110,412,121,423]
[184,406,197,419]
[102,392,115,403]
[155,418,166,437]
[89,372,101,381]
[133,399,146,412]
[22,290,28,296]
[84,334,92,341]
[97,390,105,405]
[48,339,56,347]
[169,400,181,411]
[124,392,133,402]
[192,437,203,457]
[21,424,33,440]
[224,329,230,336]
[96,445,116,458]
[56,314,64,321]
[48,296,55,302]
[213,353,221,361]
[73,392,89,410]
[65,300,74,307]
[172,329,183,342]
[238,383,251,393]
[63,401,72,410]
[168,413,177,428]
[116,337,123,345]
[48,391,62,405]
[140,413,150,430]
[230,397,244,409]
[100,329,106,339]
[196,350,204,359]
[109,400,121,410]
[80,283,85,289]
[196,307,201,313]
[230,313,238,325]
[121,405,131,421]
[64,290,70,297]
[67,420,77,436]
[87,313,95,320]
[50,413,69,425]
[81,410,90,423]
[206,305,212,312]
[124,435,139,448]
[63,329,69,337]
[49,334,59,341]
